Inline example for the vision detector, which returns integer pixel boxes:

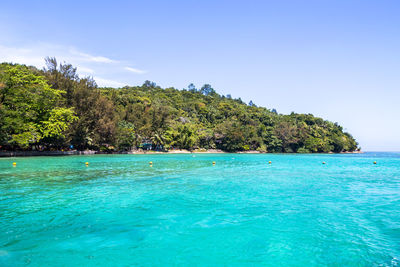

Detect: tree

[41,107,78,140]
[164,122,198,150]
[116,121,136,150]
[44,57,78,106]
[200,84,216,96]
[143,80,156,88]
[187,83,197,92]
[68,78,116,149]
[0,64,76,149]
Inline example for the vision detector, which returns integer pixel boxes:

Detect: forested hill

[0,59,359,153]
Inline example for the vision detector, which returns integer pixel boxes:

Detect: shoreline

[0,149,363,157]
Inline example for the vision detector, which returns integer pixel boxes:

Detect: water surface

[1,152,399,266]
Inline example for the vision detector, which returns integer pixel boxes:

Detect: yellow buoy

[85,162,89,166]
[212,161,216,165]
[149,161,153,166]
[12,162,16,166]
[373,161,377,164]
[268,161,272,164]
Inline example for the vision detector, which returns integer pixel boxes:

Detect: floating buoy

[85,162,89,166]
[373,161,377,164]
[322,162,326,164]
[268,161,272,164]
[149,161,153,166]
[12,162,16,166]
[212,161,216,165]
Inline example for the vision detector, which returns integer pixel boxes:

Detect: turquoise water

[1,153,400,266]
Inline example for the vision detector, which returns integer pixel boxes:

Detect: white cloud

[0,44,46,67]
[69,48,117,63]
[125,66,147,74]
[78,66,95,74]
[0,42,146,87]
[94,77,126,88]
[0,43,119,70]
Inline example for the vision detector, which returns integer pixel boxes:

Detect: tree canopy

[0,60,359,153]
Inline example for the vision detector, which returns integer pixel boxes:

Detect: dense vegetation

[0,59,359,153]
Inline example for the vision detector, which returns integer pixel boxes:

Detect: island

[0,58,359,155]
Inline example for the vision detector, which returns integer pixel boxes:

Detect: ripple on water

[0,153,400,266]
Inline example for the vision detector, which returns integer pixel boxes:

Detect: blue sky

[1,0,399,151]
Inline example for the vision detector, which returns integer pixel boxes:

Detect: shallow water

[0,152,400,266]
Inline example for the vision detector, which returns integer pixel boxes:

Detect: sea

[0,152,399,266]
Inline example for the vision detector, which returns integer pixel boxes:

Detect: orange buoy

[268,161,272,164]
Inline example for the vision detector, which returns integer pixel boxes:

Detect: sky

[0,0,399,151]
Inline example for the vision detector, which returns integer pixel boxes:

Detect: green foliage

[164,122,198,150]
[297,147,310,153]
[11,124,42,149]
[0,60,359,153]
[41,108,78,139]
[0,63,71,148]
[116,121,136,150]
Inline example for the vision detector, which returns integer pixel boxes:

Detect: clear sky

[1,0,399,151]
